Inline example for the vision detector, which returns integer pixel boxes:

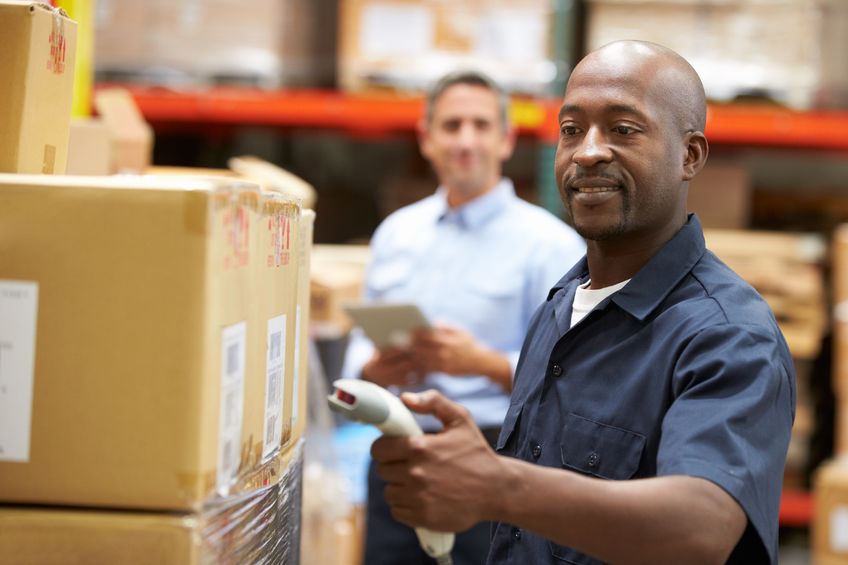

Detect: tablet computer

[343,303,431,349]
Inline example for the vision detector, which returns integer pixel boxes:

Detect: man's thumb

[401,389,467,428]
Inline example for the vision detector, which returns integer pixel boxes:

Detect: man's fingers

[401,389,471,428]
[370,436,413,462]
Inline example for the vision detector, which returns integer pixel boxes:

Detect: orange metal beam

[100,85,848,151]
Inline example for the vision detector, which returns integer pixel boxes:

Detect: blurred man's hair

[425,70,510,130]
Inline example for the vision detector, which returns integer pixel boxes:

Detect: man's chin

[448,178,488,197]
[574,219,626,241]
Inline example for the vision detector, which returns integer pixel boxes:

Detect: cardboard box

[309,244,371,339]
[688,159,751,230]
[833,225,848,455]
[93,88,154,174]
[585,0,848,109]
[244,192,301,471]
[94,0,336,87]
[229,155,318,210]
[0,173,278,510]
[704,228,827,360]
[337,0,572,96]
[65,118,111,175]
[0,441,304,565]
[293,210,315,441]
[0,1,77,173]
[137,166,307,463]
[813,458,848,564]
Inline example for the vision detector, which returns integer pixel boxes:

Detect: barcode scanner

[328,378,455,565]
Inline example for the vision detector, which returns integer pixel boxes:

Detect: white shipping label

[360,4,433,56]
[0,281,39,463]
[832,505,848,552]
[292,306,301,427]
[262,314,286,460]
[217,321,246,495]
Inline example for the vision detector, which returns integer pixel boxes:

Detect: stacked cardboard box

[309,244,372,339]
[813,457,848,565]
[585,0,848,110]
[337,0,575,96]
[0,1,76,174]
[704,229,827,361]
[809,225,848,564]
[0,441,303,565]
[830,226,848,456]
[0,173,309,561]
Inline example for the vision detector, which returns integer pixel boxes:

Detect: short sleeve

[656,323,795,563]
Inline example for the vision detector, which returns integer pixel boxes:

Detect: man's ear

[417,118,432,160]
[682,131,709,181]
[499,125,518,162]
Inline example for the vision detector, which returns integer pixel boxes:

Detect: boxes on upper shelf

[94,0,336,88]
[585,0,848,110]
[0,1,76,174]
[337,0,576,96]
[0,173,302,511]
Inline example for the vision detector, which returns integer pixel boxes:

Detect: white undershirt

[571,279,631,327]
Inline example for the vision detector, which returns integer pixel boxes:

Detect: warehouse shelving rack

[97,85,848,151]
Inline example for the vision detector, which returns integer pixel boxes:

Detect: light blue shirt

[341,179,586,430]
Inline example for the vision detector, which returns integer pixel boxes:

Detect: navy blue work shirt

[489,214,795,565]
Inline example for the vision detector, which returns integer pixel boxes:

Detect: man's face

[554,54,689,243]
[420,84,514,201]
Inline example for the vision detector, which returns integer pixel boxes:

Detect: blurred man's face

[420,84,514,206]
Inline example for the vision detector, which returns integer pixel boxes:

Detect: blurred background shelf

[95,84,848,151]
[779,489,815,528]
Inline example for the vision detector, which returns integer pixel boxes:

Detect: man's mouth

[574,185,618,193]
[570,178,621,192]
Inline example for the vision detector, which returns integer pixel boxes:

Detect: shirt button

[551,364,563,377]
[587,452,600,468]
[531,443,542,459]
[513,528,522,540]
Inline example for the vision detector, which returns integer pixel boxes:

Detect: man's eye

[560,125,579,136]
[613,126,635,134]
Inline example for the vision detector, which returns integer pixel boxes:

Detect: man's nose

[456,122,478,147]
[572,127,613,167]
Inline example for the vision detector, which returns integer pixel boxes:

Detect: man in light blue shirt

[341,70,585,565]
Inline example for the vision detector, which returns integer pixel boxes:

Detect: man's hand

[408,325,482,375]
[409,326,513,391]
[371,390,505,532]
[361,347,425,387]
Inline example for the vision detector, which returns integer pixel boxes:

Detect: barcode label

[217,321,246,495]
[226,343,239,376]
[0,281,39,463]
[292,306,302,427]
[262,315,286,460]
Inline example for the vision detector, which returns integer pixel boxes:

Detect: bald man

[369,41,794,564]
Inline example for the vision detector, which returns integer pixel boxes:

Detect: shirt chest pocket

[549,413,647,564]
[369,260,414,297]
[560,412,646,480]
[460,275,525,331]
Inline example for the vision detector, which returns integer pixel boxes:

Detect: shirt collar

[547,213,706,323]
[435,178,515,229]
[610,213,706,320]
